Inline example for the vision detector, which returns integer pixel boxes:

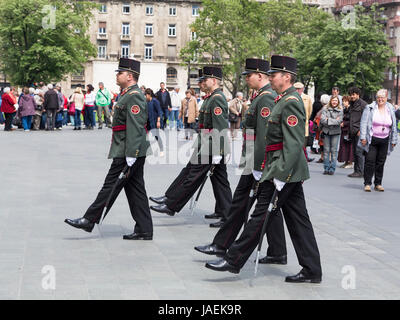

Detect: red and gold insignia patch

[214,107,222,116]
[287,115,298,127]
[131,105,140,115]
[260,107,270,118]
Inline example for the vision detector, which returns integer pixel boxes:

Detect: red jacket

[0,93,17,113]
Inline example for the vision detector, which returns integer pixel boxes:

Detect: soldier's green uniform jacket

[240,84,277,174]
[260,86,309,183]
[200,88,230,157]
[108,84,150,159]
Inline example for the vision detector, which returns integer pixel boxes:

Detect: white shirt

[84,92,96,106]
[170,90,181,110]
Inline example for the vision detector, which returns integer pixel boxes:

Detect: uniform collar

[251,83,272,102]
[210,88,222,96]
[275,86,296,103]
[120,84,138,96]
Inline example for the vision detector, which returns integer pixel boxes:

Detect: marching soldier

[205,56,322,283]
[150,66,232,221]
[65,58,154,240]
[194,58,287,264]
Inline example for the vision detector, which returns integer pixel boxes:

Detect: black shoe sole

[149,197,166,205]
[204,215,222,219]
[285,278,321,284]
[150,207,175,216]
[123,236,153,240]
[258,260,287,265]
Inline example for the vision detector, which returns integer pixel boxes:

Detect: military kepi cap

[268,55,297,76]
[242,58,270,75]
[202,66,223,80]
[115,58,141,76]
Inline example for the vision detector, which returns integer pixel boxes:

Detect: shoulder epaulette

[129,90,140,95]
[212,94,222,98]
[285,96,299,102]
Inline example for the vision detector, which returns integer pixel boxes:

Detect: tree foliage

[0,0,97,86]
[294,4,394,98]
[180,0,329,96]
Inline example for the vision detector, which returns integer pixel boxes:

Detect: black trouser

[84,157,153,234]
[213,174,286,257]
[165,162,231,218]
[225,180,322,277]
[4,112,16,131]
[46,109,57,130]
[165,163,232,216]
[351,135,364,174]
[364,136,389,186]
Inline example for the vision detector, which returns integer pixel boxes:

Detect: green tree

[295,4,394,98]
[0,0,97,86]
[180,0,329,96]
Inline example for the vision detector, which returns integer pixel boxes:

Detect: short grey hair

[236,92,243,98]
[3,87,10,93]
[174,86,180,90]
[29,87,35,94]
[47,84,53,90]
[99,82,104,86]
[376,89,388,98]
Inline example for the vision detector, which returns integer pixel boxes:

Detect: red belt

[261,142,283,170]
[112,125,126,132]
[243,133,256,141]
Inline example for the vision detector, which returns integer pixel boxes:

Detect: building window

[145,24,153,36]
[98,45,106,58]
[99,4,107,13]
[191,31,197,40]
[146,5,154,15]
[98,22,106,34]
[167,45,176,58]
[121,43,130,58]
[192,4,200,16]
[122,23,130,35]
[167,67,177,81]
[169,5,176,16]
[122,3,130,14]
[388,89,392,100]
[145,44,153,60]
[389,70,393,81]
[168,24,176,37]
[390,26,395,38]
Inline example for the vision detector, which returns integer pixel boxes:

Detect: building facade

[62,0,202,96]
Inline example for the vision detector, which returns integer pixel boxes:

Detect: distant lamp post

[396,56,399,105]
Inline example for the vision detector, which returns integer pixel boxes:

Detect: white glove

[273,178,285,191]
[212,155,223,164]
[14,104,19,110]
[126,157,136,167]
[252,170,262,181]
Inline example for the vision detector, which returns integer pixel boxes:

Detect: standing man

[294,82,314,162]
[150,66,232,226]
[348,86,367,178]
[65,57,153,240]
[206,56,322,283]
[228,92,243,139]
[331,86,343,106]
[96,82,112,129]
[195,58,287,263]
[156,82,172,129]
[43,84,59,131]
[169,86,182,130]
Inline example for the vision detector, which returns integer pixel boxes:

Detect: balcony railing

[97,32,108,40]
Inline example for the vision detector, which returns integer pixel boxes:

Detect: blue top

[147,98,162,129]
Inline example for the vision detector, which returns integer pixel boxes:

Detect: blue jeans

[323,134,340,173]
[161,108,169,129]
[62,110,69,125]
[75,110,82,128]
[0,112,4,124]
[168,109,180,129]
[21,115,32,130]
[85,106,96,127]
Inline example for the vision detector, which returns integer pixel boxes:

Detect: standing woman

[84,84,96,130]
[18,87,36,131]
[179,89,199,140]
[338,96,354,168]
[360,89,397,192]
[71,87,85,130]
[320,96,343,175]
[1,87,18,131]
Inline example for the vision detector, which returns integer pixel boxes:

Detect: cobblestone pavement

[0,125,399,299]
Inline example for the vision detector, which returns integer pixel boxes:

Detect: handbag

[68,102,76,116]
[229,112,238,123]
